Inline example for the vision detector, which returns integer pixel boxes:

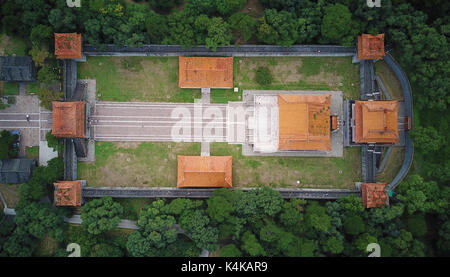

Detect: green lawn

[78,141,201,187]
[25,146,39,159]
[0,32,29,56]
[374,60,404,100]
[78,56,200,102]
[77,56,360,103]
[211,143,361,189]
[78,141,360,189]
[376,147,404,183]
[234,56,360,100]
[0,82,19,95]
[27,82,41,94]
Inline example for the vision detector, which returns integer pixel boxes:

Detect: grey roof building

[0,159,36,184]
[0,56,37,82]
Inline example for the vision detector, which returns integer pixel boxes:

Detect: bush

[343,215,366,236]
[45,131,59,152]
[220,244,242,257]
[255,67,272,86]
[37,87,63,110]
[407,214,428,237]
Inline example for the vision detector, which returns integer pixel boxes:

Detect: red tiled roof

[354,100,399,144]
[54,181,82,206]
[177,156,232,187]
[361,183,388,208]
[357,34,385,60]
[54,33,82,59]
[52,101,86,138]
[178,57,233,88]
[278,94,332,151]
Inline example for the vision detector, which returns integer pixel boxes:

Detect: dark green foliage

[145,11,169,44]
[322,236,344,255]
[343,215,366,236]
[81,196,124,235]
[406,214,428,237]
[89,243,124,257]
[321,3,359,46]
[228,12,257,43]
[149,0,182,12]
[37,65,59,85]
[220,243,242,257]
[163,198,203,215]
[305,201,331,232]
[254,66,273,86]
[205,17,233,51]
[179,209,219,251]
[411,126,445,155]
[45,131,59,152]
[397,175,449,215]
[2,230,36,257]
[136,200,178,249]
[30,24,52,45]
[241,231,266,256]
[14,202,64,241]
[257,9,299,46]
[0,130,19,159]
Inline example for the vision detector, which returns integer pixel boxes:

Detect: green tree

[322,236,344,255]
[255,67,272,86]
[29,46,49,67]
[14,202,64,241]
[406,214,428,237]
[257,9,299,46]
[207,189,235,223]
[220,244,242,257]
[126,231,153,257]
[89,243,123,257]
[305,201,331,232]
[37,87,63,110]
[179,209,219,251]
[30,24,52,45]
[241,231,266,257]
[205,17,232,51]
[145,10,168,44]
[149,0,182,12]
[0,130,19,159]
[81,196,123,235]
[343,215,366,236]
[228,12,257,43]
[321,3,359,46]
[411,126,445,155]
[136,200,178,249]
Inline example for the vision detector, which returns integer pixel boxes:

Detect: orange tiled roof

[278,94,332,151]
[54,181,82,206]
[178,56,233,88]
[177,156,232,187]
[54,33,82,59]
[361,183,388,208]
[52,101,86,138]
[357,34,385,60]
[354,100,399,144]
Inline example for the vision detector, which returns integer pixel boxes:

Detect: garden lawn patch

[234,56,360,100]
[374,60,404,100]
[376,147,404,183]
[78,141,201,187]
[0,82,19,95]
[0,33,29,56]
[77,56,200,102]
[25,146,39,159]
[210,143,361,189]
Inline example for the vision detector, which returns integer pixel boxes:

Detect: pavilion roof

[54,180,82,206]
[52,101,86,138]
[54,33,82,59]
[177,156,232,187]
[357,34,385,60]
[354,100,399,144]
[278,94,332,151]
[178,56,233,88]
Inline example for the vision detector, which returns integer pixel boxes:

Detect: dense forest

[0,0,448,257]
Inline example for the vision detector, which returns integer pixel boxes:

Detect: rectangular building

[178,56,233,88]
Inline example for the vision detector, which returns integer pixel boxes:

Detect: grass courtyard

[77,55,362,189]
[77,56,360,103]
[78,141,361,189]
